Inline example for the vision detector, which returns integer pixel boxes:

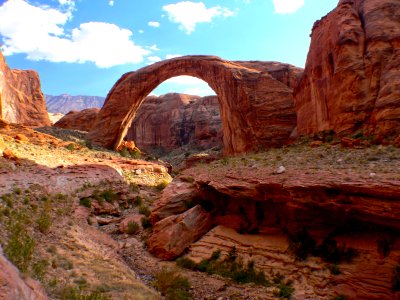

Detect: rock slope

[294,0,400,141]
[0,51,50,127]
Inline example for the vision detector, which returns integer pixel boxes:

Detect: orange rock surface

[147,205,212,260]
[54,108,100,132]
[294,0,400,141]
[0,51,50,127]
[88,56,298,155]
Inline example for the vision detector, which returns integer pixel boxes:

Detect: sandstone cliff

[294,0,400,141]
[126,93,223,154]
[0,51,50,127]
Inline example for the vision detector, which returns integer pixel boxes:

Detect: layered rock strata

[54,108,100,132]
[0,51,50,127]
[294,0,400,141]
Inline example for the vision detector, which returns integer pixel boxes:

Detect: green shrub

[79,197,92,208]
[276,283,294,299]
[127,221,139,234]
[37,212,52,233]
[99,189,118,202]
[155,180,169,191]
[66,143,75,151]
[133,196,142,206]
[1,194,13,208]
[153,268,191,300]
[4,221,35,273]
[139,205,151,217]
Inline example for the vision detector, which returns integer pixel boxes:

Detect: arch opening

[124,75,223,160]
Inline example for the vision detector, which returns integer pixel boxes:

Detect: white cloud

[138,29,144,34]
[272,0,304,14]
[147,56,162,64]
[148,21,160,28]
[166,54,182,59]
[149,44,160,51]
[0,0,150,68]
[163,1,236,34]
[109,0,115,6]
[183,86,215,96]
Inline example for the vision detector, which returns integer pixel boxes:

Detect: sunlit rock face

[294,0,400,140]
[0,51,51,127]
[54,108,100,132]
[88,56,299,155]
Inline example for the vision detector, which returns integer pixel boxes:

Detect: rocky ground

[0,122,399,300]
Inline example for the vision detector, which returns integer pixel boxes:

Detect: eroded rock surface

[54,108,100,132]
[88,56,297,155]
[294,0,400,140]
[0,51,50,127]
[147,205,212,260]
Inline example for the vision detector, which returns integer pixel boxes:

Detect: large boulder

[0,51,51,127]
[294,0,400,140]
[147,205,212,260]
[54,108,100,132]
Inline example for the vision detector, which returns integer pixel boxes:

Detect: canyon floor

[0,122,399,300]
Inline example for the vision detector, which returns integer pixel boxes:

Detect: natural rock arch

[88,55,297,155]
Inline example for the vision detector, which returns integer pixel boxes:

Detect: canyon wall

[294,0,400,141]
[126,93,223,153]
[0,51,50,127]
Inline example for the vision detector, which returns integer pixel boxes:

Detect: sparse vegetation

[141,216,152,229]
[153,267,191,300]
[155,180,169,191]
[127,221,139,234]
[60,285,110,300]
[80,197,92,208]
[176,248,270,287]
[138,204,151,217]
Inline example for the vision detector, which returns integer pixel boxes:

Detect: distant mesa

[0,51,50,127]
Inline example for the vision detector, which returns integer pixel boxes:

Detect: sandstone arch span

[88,55,297,155]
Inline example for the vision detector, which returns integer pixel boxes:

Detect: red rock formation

[126,93,223,153]
[54,108,100,132]
[0,51,51,127]
[147,205,212,260]
[294,0,400,141]
[88,56,297,155]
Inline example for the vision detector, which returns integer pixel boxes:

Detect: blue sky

[0,0,338,97]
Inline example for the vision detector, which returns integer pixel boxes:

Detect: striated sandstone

[294,0,400,141]
[147,205,212,260]
[88,56,297,155]
[126,93,223,153]
[54,108,100,132]
[0,51,50,127]
[150,179,199,224]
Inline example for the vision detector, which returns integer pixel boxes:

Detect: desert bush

[65,143,75,151]
[133,195,143,206]
[138,204,151,217]
[99,189,118,202]
[79,197,92,208]
[127,221,139,234]
[155,180,169,191]
[328,264,341,275]
[60,286,110,300]
[4,221,35,273]
[37,211,52,233]
[393,265,400,291]
[32,259,49,281]
[276,282,294,299]
[153,267,191,300]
